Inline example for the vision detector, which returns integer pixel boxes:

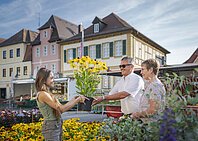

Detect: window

[102,43,109,58]
[3,51,6,59]
[138,43,142,59]
[3,69,6,77]
[16,67,20,76]
[152,50,155,59]
[145,46,152,59]
[94,23,99,33]
[68,49,73,60]
[16,48,20,57]
[10,49,13,58]
[89,45,96,59]
[23,66,27,75]
[148,47,152,58]
[135,41,142,59]
[142,44,145,60]
[36,48,40,57]
[102,76,110,88]
[44,30,48,38]
[9,68,13,77]
[43,46,48,56]
[51,45,55,55]
[115,40,122,56]
[51,64,56,73]
[77,47,81,58]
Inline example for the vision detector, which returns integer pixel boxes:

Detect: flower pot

[79,97,94,111]
[105,105,123,118]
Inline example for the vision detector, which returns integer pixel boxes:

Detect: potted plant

[68,56,108,111]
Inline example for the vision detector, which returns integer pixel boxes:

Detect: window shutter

[122,40,126,55]
[64,50,67,63]
[84,46,88,56]
[73,48,76,59]
[109,42,113,57]
[96,44,101,58]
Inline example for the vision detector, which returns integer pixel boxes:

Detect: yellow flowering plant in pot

[68,56,108,111]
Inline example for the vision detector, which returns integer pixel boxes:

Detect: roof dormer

[92,16,107,33]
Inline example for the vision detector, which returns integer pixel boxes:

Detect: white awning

[13,77,70,84]
[13,79,35,84]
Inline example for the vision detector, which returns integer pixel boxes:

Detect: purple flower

[159,108,177,141]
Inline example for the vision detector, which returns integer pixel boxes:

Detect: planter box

[185,105,198,116]
[105,105,123,118]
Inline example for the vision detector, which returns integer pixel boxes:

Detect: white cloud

[167,46,197,64]
[0,0,197,65]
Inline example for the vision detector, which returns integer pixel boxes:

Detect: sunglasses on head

[119,64,132,68]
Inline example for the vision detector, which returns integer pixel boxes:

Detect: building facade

[32,15,78,77]
[0,29,37,99]
[59,13,170,90]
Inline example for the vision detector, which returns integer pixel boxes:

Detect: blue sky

[0,0,197,65]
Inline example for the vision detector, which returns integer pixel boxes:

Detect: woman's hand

[75,95,88,103]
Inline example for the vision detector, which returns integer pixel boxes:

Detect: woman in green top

[35,68,86,141]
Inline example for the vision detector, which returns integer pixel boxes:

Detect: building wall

[62,34,127,76]
[61,32,168,90]
[32,28,61,74]
[132,36,166,66]
[0,43,32,98]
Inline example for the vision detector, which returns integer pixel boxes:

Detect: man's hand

[130,112,141,119]
[92,96,103,106]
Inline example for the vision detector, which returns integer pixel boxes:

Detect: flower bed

[0,118,106,141]
[0,109,42,127]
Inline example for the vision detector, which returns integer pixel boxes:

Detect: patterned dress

[139,78,166,116]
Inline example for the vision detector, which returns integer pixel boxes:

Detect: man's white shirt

[109,72,144,114]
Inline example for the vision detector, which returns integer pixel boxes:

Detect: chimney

[78,24,83,34]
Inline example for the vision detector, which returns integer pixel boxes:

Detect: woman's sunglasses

[119,64,132,68]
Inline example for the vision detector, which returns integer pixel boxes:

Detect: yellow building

[0,29,37,99]
[59,13,170,90]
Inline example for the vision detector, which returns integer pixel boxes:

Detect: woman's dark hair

[35,68,51,92]
[141,59,160,75]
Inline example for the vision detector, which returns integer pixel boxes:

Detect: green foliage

[68,56,108,97]
[74,70,100,97]
[100,117,159,141]
[100,73,198,140]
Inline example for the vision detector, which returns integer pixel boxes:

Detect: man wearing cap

[93,56,144,115]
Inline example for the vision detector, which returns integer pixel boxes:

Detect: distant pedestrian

[35,68,86,141]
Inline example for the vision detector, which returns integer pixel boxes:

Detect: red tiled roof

[0,29,38,47]
[184,48,198,63]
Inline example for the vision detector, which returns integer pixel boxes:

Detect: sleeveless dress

[37,93,62,141]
